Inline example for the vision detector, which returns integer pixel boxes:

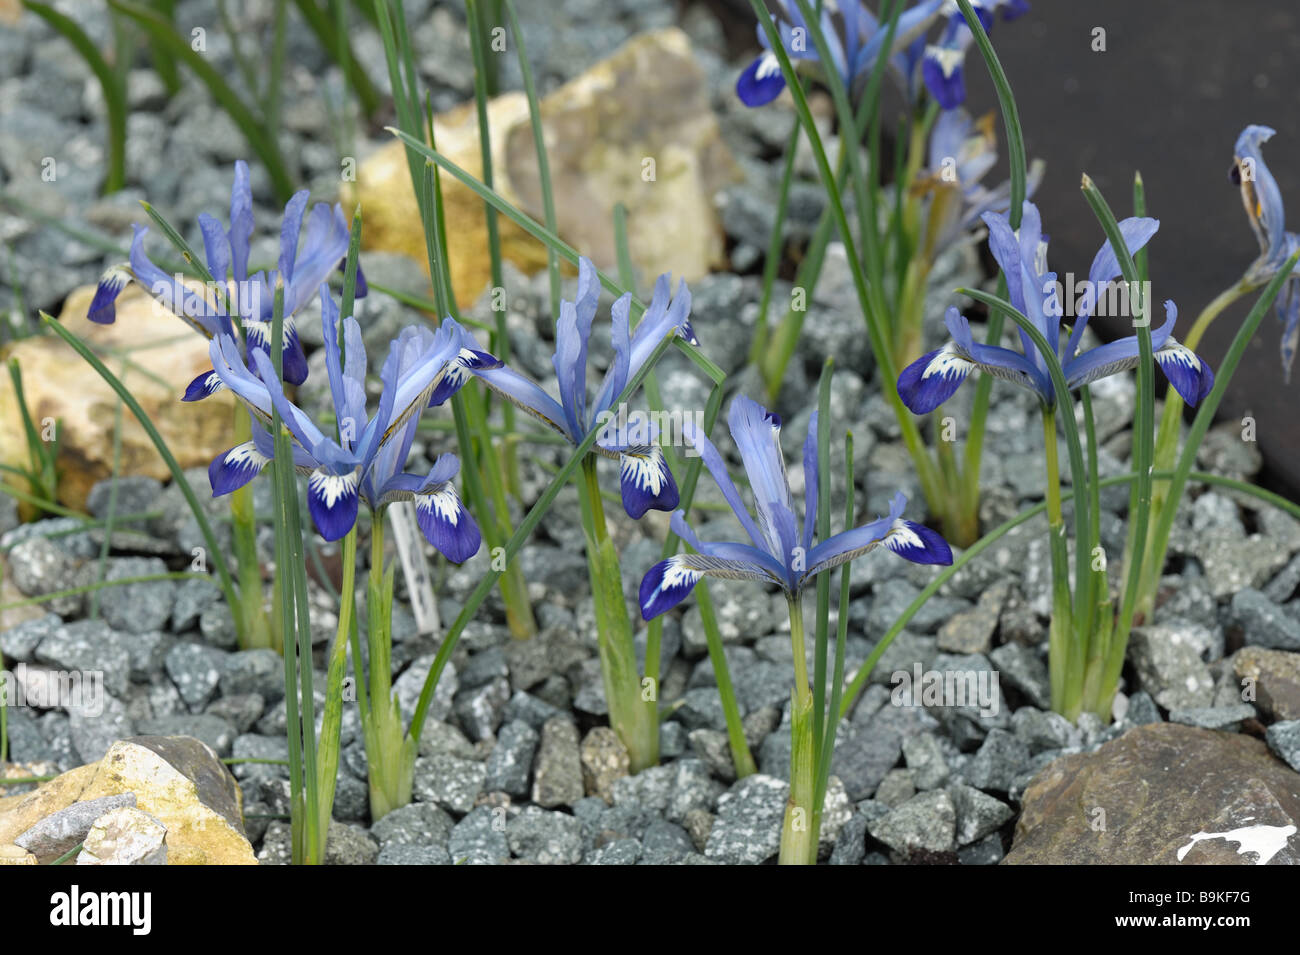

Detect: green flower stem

[780,595,817,866]
[1080,174,1156,721]
[314,526,356,840]
[1040,408,1077,715]
[406,329,684,747]
[363,511,415,819]
[229,408,273,650]
[579,457,657,772]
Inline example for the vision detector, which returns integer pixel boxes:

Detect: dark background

[709,0,1300,496]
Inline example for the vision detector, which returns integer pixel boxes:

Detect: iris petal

[209,441,269,496]
[413,483,481,563]
[619,446,679,519]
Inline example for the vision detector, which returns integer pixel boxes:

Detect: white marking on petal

[1156,340,1201,370]
[884,519,924,554]
[417,484,462,526]
[621,449,668,496]
[755,49,781,80]
[922,344,975,380]
[926,44,964,78]
[99,265,131,292]
[227,441,270,472]
[308,470,358,508]
[661,556,703,591]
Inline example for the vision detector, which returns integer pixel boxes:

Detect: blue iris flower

[737,0,946,108]
[465,257,696,521]
[197,285,494,559]
[920,0,1029,110]
[898,200,1215,414]
[1232,125,1300,380]
[639,394,952,620]
[87,159,366,389]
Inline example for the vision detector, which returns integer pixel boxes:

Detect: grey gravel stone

[704,774,786,865]
[95,557,176,633]
[937,580,1009,654]
[688,728,737,782]
[990,643,1051,709]
[164,641,227,707]
[7,536,83,616]
[867,790,956,856]
[485,720,539,797]
[1167,703,1256,730]
[1265,719,1300,772]
[1011,707,1081,753]
[136,713,235,756]
[325,821,378,865]
[448,805,509,864]
[507,805,585,864]
[218,649,283,701]
[1122,690,1164,726]
[502,690,564,730]
[206,693,265,734]
[586,837,642,865]
[902,732,950,790]
[963,728,1030,793]
[378,844,451,864]
[171,576,221,631]
[874,769,916,807]
[1128,624,1216,709]
[34,619,131,697]
[453,675,510,742]
[835,701,938,799]
[947,783,1013,845]
[413,754,486,814]
[371,801,455,849]
[958,832,1005,865]
[1233,588,1300,651]
[0,613,60,663]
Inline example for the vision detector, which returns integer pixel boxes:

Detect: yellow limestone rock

[349,27,739,305]
[0,843,37,865]
[0,284,235,510]
[81,737,256,865]
[0,762,97,844]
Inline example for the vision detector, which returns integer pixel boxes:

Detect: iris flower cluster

[198,292,494,561]
[736,0,1027,111]
[89,160,366,389]
[897,200,1215,414]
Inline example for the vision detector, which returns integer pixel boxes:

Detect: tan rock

[348,28,739,306]
[0,763,98,845]
[580,726,630,803]
[81,736,256,865]
[0,284,236,510]
[0,843,37,865]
